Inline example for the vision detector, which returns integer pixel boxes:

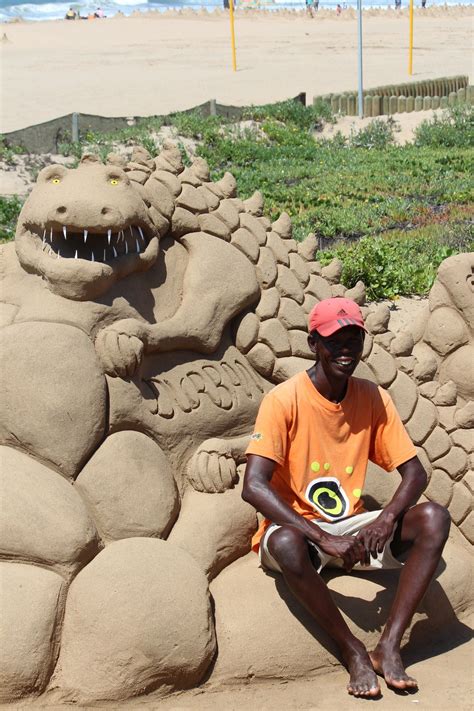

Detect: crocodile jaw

[15,222,159,301]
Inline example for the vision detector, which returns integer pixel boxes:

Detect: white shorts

[259,510,403,574]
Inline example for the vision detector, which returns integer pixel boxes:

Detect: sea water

[0,0,471,23]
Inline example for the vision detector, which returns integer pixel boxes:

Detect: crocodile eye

[51,178,61,185]
[110,179,119,186]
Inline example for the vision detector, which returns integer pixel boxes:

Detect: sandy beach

[0,6,472,132]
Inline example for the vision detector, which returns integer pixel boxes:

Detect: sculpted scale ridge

[0,142,472,702]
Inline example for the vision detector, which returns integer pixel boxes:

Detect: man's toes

[386,674,417,690]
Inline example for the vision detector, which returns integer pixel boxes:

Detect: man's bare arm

[243,454,365,569]
[356,455,427,562]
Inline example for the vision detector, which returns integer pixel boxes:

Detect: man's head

[307,298,366,378]
[308,297,366,337]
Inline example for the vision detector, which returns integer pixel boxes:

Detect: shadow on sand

[267,556,471,686]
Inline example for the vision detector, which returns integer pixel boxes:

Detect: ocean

[0,0,471,22]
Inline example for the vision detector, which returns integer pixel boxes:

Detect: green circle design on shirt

[305,477,350,521]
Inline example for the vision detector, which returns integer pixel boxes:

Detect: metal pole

[357,0,364,118]
[229,0,237,72]
[72,112,79,143]
[408,0,414,75]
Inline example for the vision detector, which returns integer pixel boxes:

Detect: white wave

[112,0,146,6]
[0,0,470,21]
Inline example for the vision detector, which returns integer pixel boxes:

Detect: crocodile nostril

[56,206,67,215]
[101,207,112,216]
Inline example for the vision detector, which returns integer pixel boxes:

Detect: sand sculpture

[0,143,472,703]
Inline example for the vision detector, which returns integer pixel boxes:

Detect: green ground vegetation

[1,102,472,297]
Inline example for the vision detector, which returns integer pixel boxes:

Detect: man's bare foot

[344,643,381,698]
[370,645,418,691]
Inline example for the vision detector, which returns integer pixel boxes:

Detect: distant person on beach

[395,0,402,8]
[94,6,105,17]
[421,0,426,7]
[305,0,317,17]
[65,7,77,19]
[243,298,450,698]
[336,3,342,14]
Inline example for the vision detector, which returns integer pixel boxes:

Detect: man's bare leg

[268,525,380,698]
[370,502,450,690]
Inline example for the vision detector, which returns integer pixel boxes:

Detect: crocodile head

[15,159,159,300]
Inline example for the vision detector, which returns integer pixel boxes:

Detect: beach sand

[0,6,472,132]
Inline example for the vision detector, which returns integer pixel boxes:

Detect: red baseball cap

[308,297,366,337]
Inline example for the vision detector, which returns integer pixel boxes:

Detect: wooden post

[229,0,237,72]
[408,0,414,75]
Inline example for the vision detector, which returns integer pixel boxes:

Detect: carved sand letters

[144,352,265,419]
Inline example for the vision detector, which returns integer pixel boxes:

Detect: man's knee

[267,525,314,576]
[412,501,451,545]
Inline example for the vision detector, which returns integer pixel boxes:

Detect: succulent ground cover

[1,101,472,299]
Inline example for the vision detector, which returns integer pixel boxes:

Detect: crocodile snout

[50,202,123,231]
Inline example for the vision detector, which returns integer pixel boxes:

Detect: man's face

[308,326,365,379]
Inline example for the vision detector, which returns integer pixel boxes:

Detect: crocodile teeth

[125,242,129,255]
[84,229,88,244]
[50,228,53,242]
[63,226,67,239]
[107,229,112,245]
[138,226,145,244]
[103,249,107,261]
[136,239,140,254]
[57,250,61,258]
[113,246,117,258]
[91,252,95,262]
[74,250,78,259]
[130,226,134,237]
[42,229,46,244]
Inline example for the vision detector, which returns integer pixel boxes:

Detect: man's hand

[355,513,396,565]
[317,531,366,572]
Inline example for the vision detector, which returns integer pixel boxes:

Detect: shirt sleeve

[245,389,290,465]
[369,387,417,472]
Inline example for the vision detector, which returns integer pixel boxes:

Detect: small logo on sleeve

[250,432,263,441]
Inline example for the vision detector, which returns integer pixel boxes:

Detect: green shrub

[414,104,474,148]
[319,227,473,300]
[243,98,333,131]
[0,196,23,242]
[348,117,398,150]
[0,137,25,164]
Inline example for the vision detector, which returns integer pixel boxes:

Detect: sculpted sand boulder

[76,431,179,542]
[51,538,216,702]
[0,563,66,701]
[413,252,474,401]
[0,446,99,577]
[0,143,472,703]
[0,322,107,479]
[168,473,257,580]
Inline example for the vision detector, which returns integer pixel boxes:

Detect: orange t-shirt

[246,371,416,551]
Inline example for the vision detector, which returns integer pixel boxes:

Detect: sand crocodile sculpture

[0,143,472,703]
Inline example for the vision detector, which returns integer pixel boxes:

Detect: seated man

[243,297,450,698]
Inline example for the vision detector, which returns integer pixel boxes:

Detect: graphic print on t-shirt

[305,476,350,521]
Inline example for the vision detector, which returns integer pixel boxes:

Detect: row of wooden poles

[314,77,471,117]
[321,88,471,118]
